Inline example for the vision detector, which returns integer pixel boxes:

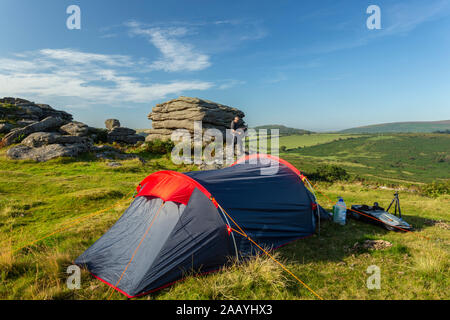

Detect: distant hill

[340,120,450,134]
[253,124,312,135]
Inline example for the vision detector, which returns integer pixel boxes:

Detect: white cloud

[217,79,246,90]
[293,0,450,56]
[39,48,133,67]
[127,22,211,72]
[382,0,450,35]
[0,48,213,107]
[123,18,266,64]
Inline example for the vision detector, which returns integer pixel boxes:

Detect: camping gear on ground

[333,197,347,225]
[75,154,327,298]
[347,193,412,231]
[386,191,402,218]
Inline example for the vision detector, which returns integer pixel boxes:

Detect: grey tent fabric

[134,188,232,293]
[75,189,231,297]
[76,155,326,298]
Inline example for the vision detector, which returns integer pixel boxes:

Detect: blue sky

[0,0,449,131]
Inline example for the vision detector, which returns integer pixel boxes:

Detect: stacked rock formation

[104,119,145,145]
[0,97,72,123]
[4,116,92,162]
[145,96,246,141]
[1,98,143,162]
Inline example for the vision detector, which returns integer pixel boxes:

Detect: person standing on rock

[230,116,246,156]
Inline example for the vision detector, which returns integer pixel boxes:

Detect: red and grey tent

[75,154,328,298]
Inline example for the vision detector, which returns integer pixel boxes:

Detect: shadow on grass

[277,219,387,265]
[278,212,439,265]
[41,211,440,300]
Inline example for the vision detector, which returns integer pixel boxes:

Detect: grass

[282,133,450,184]
[0,134,449,300]
[282,182,450,300]
[258,133,359,150]
[340,120,450,134]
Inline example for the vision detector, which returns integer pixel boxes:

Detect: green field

[277,134,360,149]
[281,133,450,184]
[0,133,449,300]
[249,133,360,152]
[340,120,450,134]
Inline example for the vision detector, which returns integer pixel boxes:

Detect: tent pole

[303,177,320,236]
[218,205,240,262]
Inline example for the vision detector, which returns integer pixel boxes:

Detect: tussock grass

[410,241,449,275]
[0,136,448,300]
[0,236,14,271]
[158,253,290,300]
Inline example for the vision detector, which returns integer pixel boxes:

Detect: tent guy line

[5,154,431,299]
[2,155,334,299]
[107,201,166,300]
[215,198,324,300]
[75,154,325,297]
[229,226,324,300]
